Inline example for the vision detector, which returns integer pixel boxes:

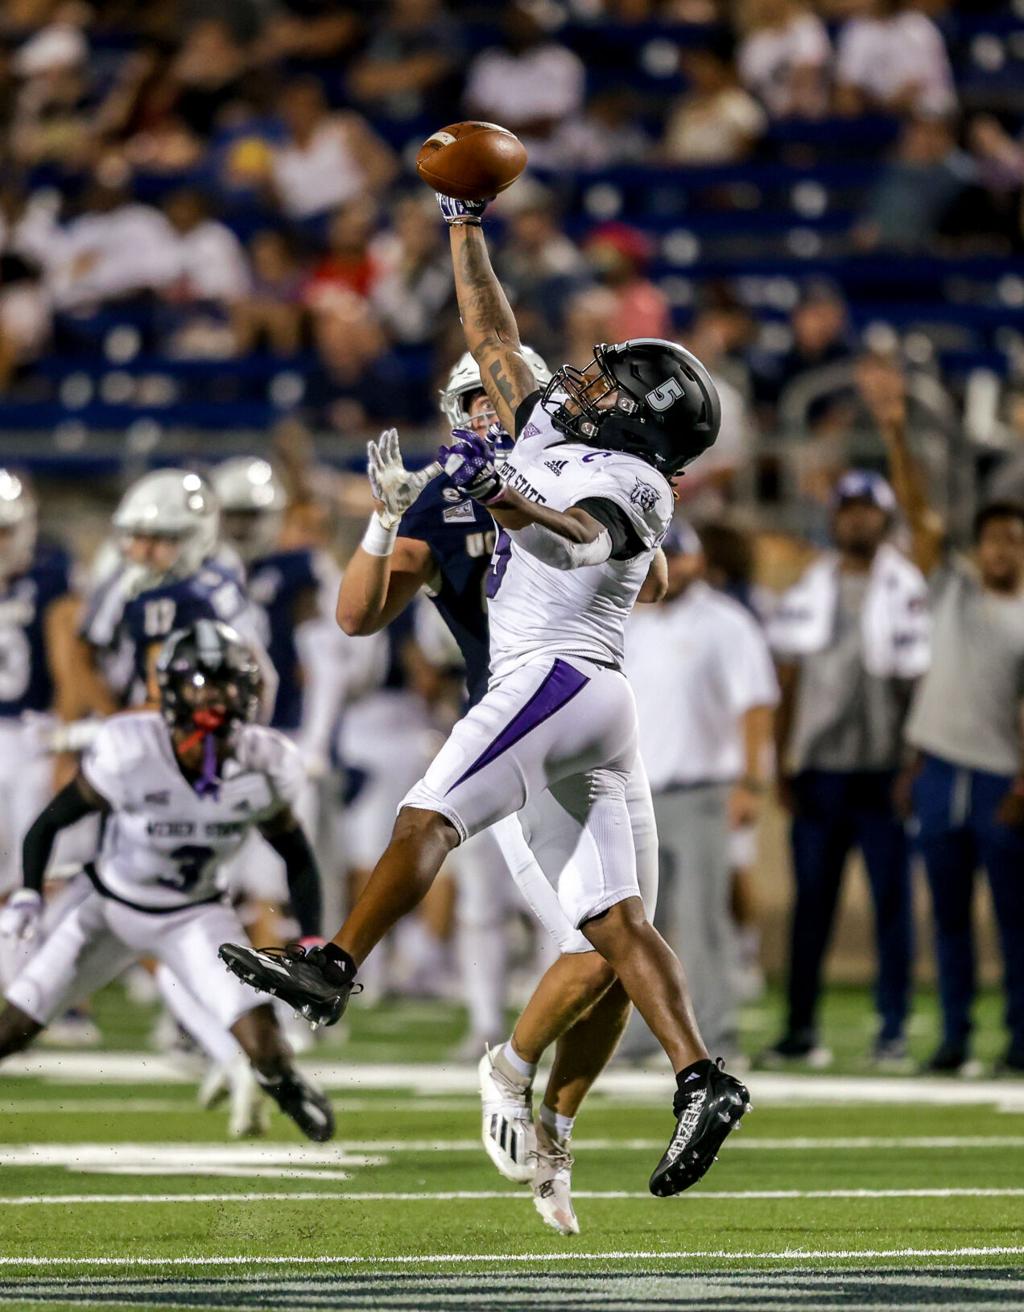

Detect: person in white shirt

[165,189,250,306]
[625,522,778,1056]
[835,0,956,119]
[736,0,832,120]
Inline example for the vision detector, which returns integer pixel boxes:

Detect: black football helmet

[156,620,262,737]
[542,338,721,477]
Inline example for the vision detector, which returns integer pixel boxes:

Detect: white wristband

[361,512,399,557]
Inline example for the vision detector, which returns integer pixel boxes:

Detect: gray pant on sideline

[619,783,737,1058]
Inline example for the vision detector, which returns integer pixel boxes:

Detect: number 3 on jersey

[485,530,512,600]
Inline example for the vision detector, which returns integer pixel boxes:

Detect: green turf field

[1,985,1022,1310]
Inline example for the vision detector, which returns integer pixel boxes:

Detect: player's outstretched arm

[336,428,439,635]
[442,204,539,436]
[20,776,107,895]
[258,808,322,941]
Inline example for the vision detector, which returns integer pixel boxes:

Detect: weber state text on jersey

[246,548,320,731]
[487,396,673,679]
[399,474,495,706]
[0,546,71,717]
[81,711,304,911]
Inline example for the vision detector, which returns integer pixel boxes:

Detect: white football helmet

[0,469,37,580]
[210,457,286,561]
[112,468,219,594]
[439,346,553,430]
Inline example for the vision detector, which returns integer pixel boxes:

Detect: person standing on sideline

[765,466,930,1067]
[624,521,778,1060]
[866,363,1024,1076]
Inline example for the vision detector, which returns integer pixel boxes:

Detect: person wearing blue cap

[866,365,1024,1076]
[764,454,930,1068]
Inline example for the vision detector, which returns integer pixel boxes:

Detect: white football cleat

[478,1046,534,1183]
[197,1060,232,1110]
[227,1057,269,1138]
[532,1118,579,1236]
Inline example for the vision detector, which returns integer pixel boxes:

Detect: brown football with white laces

[416,121,527,202]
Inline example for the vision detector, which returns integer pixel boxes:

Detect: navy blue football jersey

[122,561,255,688]
[398,476,495,706]
[0,546,72,717]
[246,548,320,731]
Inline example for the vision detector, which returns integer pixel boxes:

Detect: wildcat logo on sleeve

[630,478,660,514]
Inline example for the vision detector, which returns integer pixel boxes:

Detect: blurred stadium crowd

[0,0,1022,1083]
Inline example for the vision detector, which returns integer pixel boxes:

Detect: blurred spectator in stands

[304,199,380,305]
[347,0,462,123]
[853,115,971,253]
[835,0,956,119]
[254,0,361,66]
[983,386,1024,505]
[564,285,619,369]
[165,19,250,138]
[493,181,589,357]
[966,115,1024,249]
[463,2,585,169]
[369,194,453,346]
[582,222,671,341]
[11,6,97,167]
[232,229,306,356]
[869,365,1024,1076]
[679,307,757,513]
[271,77,397,222]
[164,189,250,307]
[309,287,405,428]
[663,33,767,164]
[547,89,653,171]
[736,0,831,120]
[752,278,853,425]
[0,183,60,270]
[765,466,927,1068]
[0,253,49,392]
[48,175,179,311]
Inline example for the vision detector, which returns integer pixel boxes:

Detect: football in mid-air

[416,122,527,202]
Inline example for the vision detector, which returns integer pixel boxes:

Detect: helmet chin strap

[177,707,226,797]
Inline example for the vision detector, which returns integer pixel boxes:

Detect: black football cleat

[649,1058,751,1198]
[219,942,359,1028]
[258,1069,335,1142]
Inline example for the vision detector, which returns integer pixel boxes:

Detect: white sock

[540,1102,575,1144]
[499,1040,537,1083]
[457,921,508,1041]
[154,964,240,1066]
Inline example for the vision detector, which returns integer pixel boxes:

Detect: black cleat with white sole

[219,942,359,1028]
[258,1069,335,1142]
[649,1057,751,1198]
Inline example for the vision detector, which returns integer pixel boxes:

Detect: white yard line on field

[2,1246,1024,1269]
[6,1054,1024,1111]
[2,1187,1024,1206]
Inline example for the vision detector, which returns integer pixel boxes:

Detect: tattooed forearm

[449,224,538,431]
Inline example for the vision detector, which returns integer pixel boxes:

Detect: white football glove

[0,889,43,942]
[367,428,442,530]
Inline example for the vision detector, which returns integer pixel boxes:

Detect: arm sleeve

[575,497,647,562]
[22,777,105,893]
[260,823,322,939]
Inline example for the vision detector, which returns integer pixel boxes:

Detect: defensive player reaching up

[221,191,751,1198]
[0,621,334,1143]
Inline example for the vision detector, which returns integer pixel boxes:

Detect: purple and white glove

[437,194,489,227]
[439,429,506,504]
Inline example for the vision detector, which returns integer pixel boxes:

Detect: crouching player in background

[0,621,334,1142]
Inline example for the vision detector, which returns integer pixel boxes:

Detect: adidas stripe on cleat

[218,942,359,1029]
[478,1047,535,1184]
[649,1057,751,1198]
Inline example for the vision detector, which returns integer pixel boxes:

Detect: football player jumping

[0,621,334,1142]
[221,192,751,1199]
[330,348,663,1234]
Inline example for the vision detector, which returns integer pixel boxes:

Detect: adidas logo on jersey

[544,460,568,476]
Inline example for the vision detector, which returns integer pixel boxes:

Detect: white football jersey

[486,398,673,679]
[81,711,304,910]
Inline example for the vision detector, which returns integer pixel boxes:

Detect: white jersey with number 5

[81,711,304,910]
[486,397,673,680]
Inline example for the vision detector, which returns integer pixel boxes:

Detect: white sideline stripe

[3,1187,1024,1207]
[7,1053,1024,1110]
[2,1246,1024,1268]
